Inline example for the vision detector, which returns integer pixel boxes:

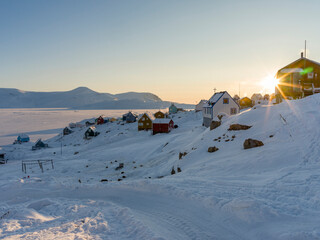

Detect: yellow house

[138,113,153,131]
[154,111,165,118]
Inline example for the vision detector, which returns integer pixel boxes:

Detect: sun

[260,75,279,93]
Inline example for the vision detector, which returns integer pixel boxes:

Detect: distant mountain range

[0,87,194,109]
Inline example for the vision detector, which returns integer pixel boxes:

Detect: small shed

[138,113,153,131]
[63,127,73,135]
[239,97,253,109]
[17,134,30,143]
[195,100,207,112]
[32,139,49,150]
[96,116,105,125]
[123,112,137,123]
[84,126,100,139]
[154,111,165,119]
[153,119,174,135]
[169,104,178,114]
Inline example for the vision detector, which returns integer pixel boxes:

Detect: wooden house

[138,113,153,131]
[239,97,253,109]
[0,148,6,164]
[63,127,73,135]
[84,126,100,139]
[195,100,207,112]
[153,119,174,135]
[251,93,263,105]
[96,116,105,125]
[17,134,30,143]
[203,91,240,127]
[276,54,320,101]
[169,104,178,114]
[233,95,240,103]
[154,111,165,119]
[123,112,137,123]
[32,139,48,150]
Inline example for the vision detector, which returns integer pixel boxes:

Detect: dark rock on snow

[228,124,252,131]
[210,121,221,130]
[179,152,187,159]
[208,146,219,153]
[243,138,264,149]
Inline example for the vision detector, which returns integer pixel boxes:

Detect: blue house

[169,104,178,114]
[17,134,30,143]
[123,112,137,123]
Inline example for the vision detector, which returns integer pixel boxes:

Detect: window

[230,108,237,115]
[146,123,149,125]
[142,118,145,121]
[139,122,143,126]
[223,98,229,104]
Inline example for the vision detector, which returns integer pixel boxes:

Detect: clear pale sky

[1,0,320,104]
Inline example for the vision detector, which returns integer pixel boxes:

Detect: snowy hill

[0,87,193,109]
[1,95,320,239]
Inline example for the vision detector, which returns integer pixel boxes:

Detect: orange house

[138,113,153,131]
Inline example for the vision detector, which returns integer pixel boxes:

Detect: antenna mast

[305,40,307,58]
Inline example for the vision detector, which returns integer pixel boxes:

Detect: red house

[96,116,105,125]
[153,119,174,135]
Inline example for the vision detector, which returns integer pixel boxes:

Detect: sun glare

[260,75,278,93]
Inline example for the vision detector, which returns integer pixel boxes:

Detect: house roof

[153,118,173,124]
[18,133,29,138]
[138,113,154,121]
[203,91,226,108]
[277,57,320,76]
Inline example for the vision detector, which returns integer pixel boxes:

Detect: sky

[1,0,320,104]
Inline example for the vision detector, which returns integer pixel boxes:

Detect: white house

[251,93,263,105]
[195,100,207,112]
[202,91,240,127]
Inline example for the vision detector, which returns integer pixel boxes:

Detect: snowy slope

[0,87,194,109]
[1,95,320,239]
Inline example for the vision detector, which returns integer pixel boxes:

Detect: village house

[233,95,240,103]
[17,134,30,143]
[169,104,178,114]
[239,97,253,109]
[96,116,105,125]
[154,111,165,119]
[0,148,6,164]
[63,127,73,135]
[195,100,207,112]
[122,112,137,123]
[153,118,174,135]
[138,113,153,131]
[251,93,263,105]
[275,53,320,102]
[32,139,49,150]
[203,91,240,127]
[84,126,100,139]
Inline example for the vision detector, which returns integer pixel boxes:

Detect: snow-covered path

[0,181,248,240]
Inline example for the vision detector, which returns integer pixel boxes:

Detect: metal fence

[21,159,54,174]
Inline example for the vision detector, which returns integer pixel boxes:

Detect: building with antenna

[275,53,320,102]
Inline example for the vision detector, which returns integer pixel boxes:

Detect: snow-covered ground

[1,95,320,239]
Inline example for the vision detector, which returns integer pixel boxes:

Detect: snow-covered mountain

[0,87,193,109]
[2,95,320,239]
